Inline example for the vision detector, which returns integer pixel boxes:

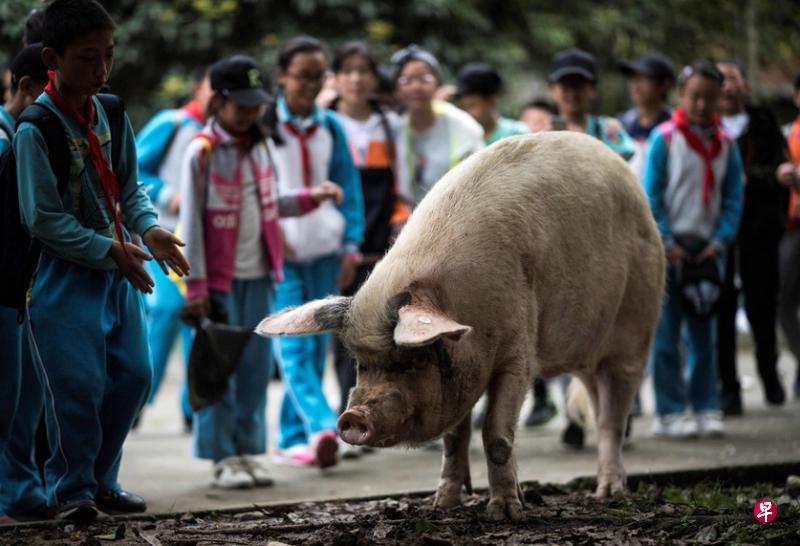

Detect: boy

[715,60,788,415]
[13,0,189,521]
[455,63,528,145]
[644,60,743,438]
[617,52,675,177]
[135,65,211,429]
[0,42,49,524]
[519,99,555,133]
[777,71,800,401]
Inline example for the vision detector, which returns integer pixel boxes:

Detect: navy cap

[548,48,597,83]
[10,43,48,87]
[619,52,675,81]
[456,63,503,97]
[210,55,271,107]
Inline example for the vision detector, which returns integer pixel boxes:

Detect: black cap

[456,63,502,97]
[10,43,48,87]
[548,48,597,83]
[210,55,271,107]
[619,52,675,81]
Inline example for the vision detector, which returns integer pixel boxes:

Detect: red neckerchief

[182,99,206,125]
[672,107,723,210]
[284,122,319,188]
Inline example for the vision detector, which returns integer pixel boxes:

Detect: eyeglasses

[286,71,326,84]
[397,73,437,87]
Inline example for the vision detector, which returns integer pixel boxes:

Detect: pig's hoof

[595,474,627,498]
[434,480,463,508]
[487,495,523,521]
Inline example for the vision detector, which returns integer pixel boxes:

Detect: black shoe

[561,420,584,450]
[53,498,98,522]
[525,400,556,427]
[95,489,146,514]
[764,378,786,406]
[720,390,743,417]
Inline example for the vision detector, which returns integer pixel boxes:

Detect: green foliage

[1,0,798,128]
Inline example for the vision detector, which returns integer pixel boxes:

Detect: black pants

[717,240,780,397]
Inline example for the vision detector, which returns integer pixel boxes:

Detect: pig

[256,132,665,521]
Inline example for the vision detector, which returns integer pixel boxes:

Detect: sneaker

[240,455,275,487]
[652,414,697,439]
[273,445,317,467]
[95,489,147,514]
[212,456,255,489]
[311,430,339,469]
[53,498,98,522]
[525,400,557,427]
[561,420,585,450]
[696,411,724,438]
[339,441,362,460]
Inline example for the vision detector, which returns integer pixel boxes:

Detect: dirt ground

[3,467,798,546]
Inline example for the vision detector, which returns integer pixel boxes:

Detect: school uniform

[13,93,157,507]
[271,95,364,451]
[136,101,204,417]
[644,109,744,417]
[180,120,320,461]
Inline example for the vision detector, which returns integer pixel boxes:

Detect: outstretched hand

[142,227,191,277]
[311,181,344,205]
[108,242,155,293]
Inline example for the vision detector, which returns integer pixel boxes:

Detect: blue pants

[0,328,47,516]
[194,277,275,462]
[274,255,340,450]
[651,265,720,416]
[30,255,151,506]
[0,307,22,454]
[145,260,192,420]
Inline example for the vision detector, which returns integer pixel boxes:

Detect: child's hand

[777,162,799,187]
[338,252,362,290]
[667,244,688,266]
[310,182,343,205]
[694,244,718,263]
[142,227,191,277]
[108,242,155,293]
[184,296,210,318]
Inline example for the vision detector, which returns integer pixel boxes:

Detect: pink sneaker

[272,445,316,467]
[311,430,339,469]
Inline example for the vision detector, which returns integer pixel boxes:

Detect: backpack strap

[96,93,125,174]
[16,103,70,196]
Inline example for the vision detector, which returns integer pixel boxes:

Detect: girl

[391,44,484,205]
[179,55,342,488]
[264,36,364,469]
[328,41,409,458]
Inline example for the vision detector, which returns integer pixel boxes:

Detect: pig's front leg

[482,369,527,521]
[434,413,472,508]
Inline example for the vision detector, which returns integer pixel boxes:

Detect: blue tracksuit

[12,93,158,506]
[136,106,203,418]
[272,96,364,450]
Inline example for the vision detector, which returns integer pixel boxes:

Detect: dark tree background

[2,0,798,128]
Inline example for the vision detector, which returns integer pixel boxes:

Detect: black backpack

[0,94,125,314]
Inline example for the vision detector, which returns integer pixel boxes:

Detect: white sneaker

[241,455,275,486]
[212,456,254,489]
[652,414,697,439]
[696,411,724,437]
[339,441,362,460]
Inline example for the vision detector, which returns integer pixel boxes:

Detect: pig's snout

[337,407,374,445]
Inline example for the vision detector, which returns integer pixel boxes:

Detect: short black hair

[717,59,747,80]
[678,59,723,88]
[42,0,115,53]
[521,99,556,115]
[332,40,378,76]
[456,63,503,98]
[277,35,325,71]
[23,8,46,46]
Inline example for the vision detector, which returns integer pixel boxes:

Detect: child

[455,62,528,145]
[519,99,555,133]
[136,65,211,429]
[644,60,743,438]
[13,0,189,521]
[617,52,675,178]
[264,36,364,469]
[777,70,800,401]
[180,54,343,486]
[391,44,484,205]
[328,41,409,458]
[0,42,49,523]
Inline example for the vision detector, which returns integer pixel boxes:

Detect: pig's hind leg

[434,413,472,508]
[482,369,527,521]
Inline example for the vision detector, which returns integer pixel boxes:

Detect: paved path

[123,347,800,514]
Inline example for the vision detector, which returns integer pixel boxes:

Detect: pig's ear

[256,296,351,337]
[394,304,472,347]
